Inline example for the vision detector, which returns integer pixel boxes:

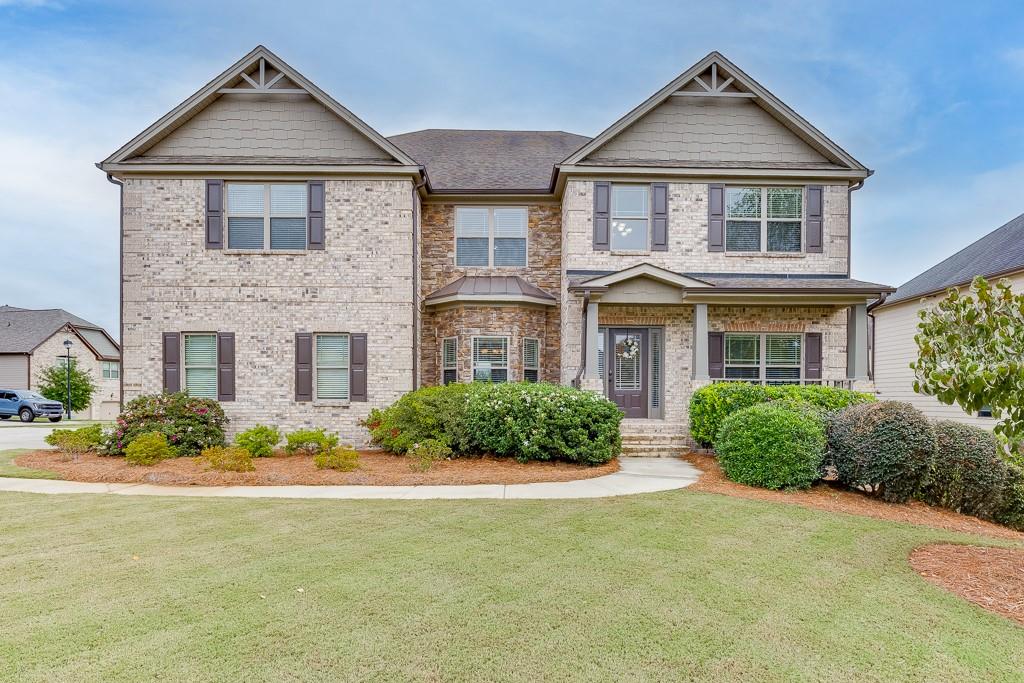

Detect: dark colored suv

[0,390,64,423]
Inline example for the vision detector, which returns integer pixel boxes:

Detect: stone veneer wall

[121,177,415,443]
[30,329,120,420]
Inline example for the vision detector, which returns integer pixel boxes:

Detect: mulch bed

[684,453,1024,541]
[910,544,1024,626]
[14,449,618,487]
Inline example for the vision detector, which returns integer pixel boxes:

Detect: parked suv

[0,390,64,423]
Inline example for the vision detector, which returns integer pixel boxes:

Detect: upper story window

[611,185,649,251]
[102,361,120,379]
[183,333,218,399]
[227,183,307,251]
[725,333,802,384]
[725,187,802,253]
[455,207,527,267]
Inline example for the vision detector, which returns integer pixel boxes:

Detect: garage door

[0,355,28,389]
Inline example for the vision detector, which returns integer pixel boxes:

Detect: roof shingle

[0,306,118,357]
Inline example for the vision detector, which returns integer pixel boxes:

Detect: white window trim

[523,337,541,382]
[182,332,218,399]
[471,335,510,383]
[441,336,458,385]
[724,332,803,384]
[313,332,351,402]
[610,183,650,252]
[225,182,307,252]
[102,361,120,380]
[724,186,804,254]
[454,206,528,268]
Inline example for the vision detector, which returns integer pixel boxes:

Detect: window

[442,337,458,385]
[183,333,217,399]
[102,361,120,379]
[315,334,350,401]
[523,337,540,383]
[455,207,527,267]
[611,185,649,251]
[227,183,307,251]
[979,405,993,418]
[725,187,802,253]
[724,333,802,384]
[472,337,508,383]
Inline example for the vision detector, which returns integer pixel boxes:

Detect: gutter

[411,169,427,389]
[106,173,124,410]
[572,290,591,388]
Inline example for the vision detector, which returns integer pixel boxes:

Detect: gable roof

[561,51,868,174]
[885,212,1024,305]
[388,130,590,193]
[99,45,417,170]
[0,306,120,358]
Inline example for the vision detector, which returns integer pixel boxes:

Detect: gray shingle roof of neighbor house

[387,129,592,193]
[423,276,558,305]
[885,212,1024,305]
[0,306,120,359]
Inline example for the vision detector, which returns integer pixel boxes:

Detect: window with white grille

[725,187,802,253]
[724,333,802,384]
[455,207,527,267]
[472,337,508,383]
[227,183,307,251]
[523,337,540,383]
[442,337,458,385]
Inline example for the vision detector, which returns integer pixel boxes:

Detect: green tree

[912,276,1024,445]
[37,359,97,413]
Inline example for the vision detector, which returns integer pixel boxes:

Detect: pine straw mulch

[910,544,1024,626]
[684,453,1024,541]
[13,449,618,487]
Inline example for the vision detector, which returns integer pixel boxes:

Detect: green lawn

[0,449,59,479]
[1,489,1021,682]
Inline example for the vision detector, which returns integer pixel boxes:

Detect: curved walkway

[0,457,700,500]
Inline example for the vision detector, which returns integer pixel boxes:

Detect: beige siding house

[872,213,1024,427]
[100,46,891,449]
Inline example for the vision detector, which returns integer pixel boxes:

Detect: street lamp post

[63,339,72,420]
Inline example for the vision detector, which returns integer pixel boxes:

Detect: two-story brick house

[99,46,892,449]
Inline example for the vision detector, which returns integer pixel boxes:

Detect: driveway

[0,421,81,450]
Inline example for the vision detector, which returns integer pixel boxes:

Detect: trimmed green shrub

[827,401,936,503]
[920,421,1008,518]
[199,446,255,472]
[125,432,174,466]
[108,393,227,456]
[689,383,873,446]
[995,464,1024,531]
[284,428,338,456]
[314,445,360,471]
[408,439,452,472]
[45,423,105,454]
[364,383,475,454]
[715,403,826,490]
[234,425,280,457]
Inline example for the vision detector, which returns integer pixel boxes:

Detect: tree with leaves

[912,276,1024,445]
[37,359,97,414]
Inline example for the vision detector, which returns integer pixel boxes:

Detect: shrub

[995,465,1024,531]
[827,401,936,503]
[44,423,105,454]
[689,383,872,447]
[364,383,475,454]
[284,428,338,456]
[199,446,255,472]
[715,403,826,490]
[408,439,452,472]
[108,393,227,456]
[920,421,1008,518]
[314,445,360,471]
[125,432,174,466]
[234,425,280,457]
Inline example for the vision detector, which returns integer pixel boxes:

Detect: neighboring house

[872,212,1024,427]
[0,306,121,420]
[98,45,892,448]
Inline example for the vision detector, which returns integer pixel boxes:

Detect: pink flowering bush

[105,392,227,456]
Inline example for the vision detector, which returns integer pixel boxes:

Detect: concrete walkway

[0,457,700,500]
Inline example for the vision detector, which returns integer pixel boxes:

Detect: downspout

[846,178,866,278]
[106,173,124,411]
[572,290,591,388]
[866,291,888,382]
[411,170,427,390]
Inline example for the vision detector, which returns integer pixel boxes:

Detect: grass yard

[1,489,1022,682]
[0,449,59,479]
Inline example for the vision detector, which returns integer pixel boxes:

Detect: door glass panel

[613,333,641,391]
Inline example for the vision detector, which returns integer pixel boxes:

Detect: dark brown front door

[609,328,648,418]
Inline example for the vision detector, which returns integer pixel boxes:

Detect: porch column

[693,303,709,379]
[847,303,868,380]
[583,300,600,380]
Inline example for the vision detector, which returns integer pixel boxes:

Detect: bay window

[472,336,508,383]
[442,337,458,385]
[523,337,540,383]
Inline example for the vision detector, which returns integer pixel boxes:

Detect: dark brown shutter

[651,182,668,251]
[217,332,235,402]
[162,332,180,393]
[205,180,224,249]
[708,183,725,252]
[593,181,610,250]
[350,333,367,402]
[804,332,823,380]
[295,333,313,402]
[307,180,325,250]
[805,185,823,253]
[708,332,724,379]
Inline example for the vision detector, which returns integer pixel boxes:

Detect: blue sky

[3,0,1024,337]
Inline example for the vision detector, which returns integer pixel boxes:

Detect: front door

[608,328,648,418]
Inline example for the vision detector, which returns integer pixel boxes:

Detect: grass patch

[0,449,59,479]
[0,490,1022,681]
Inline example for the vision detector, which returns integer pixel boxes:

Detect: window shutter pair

[592,182,669,251]
[294,333,367,402]
[707,184,824,253]
[204,180,325,249]
[705,331,823,381]
[162,331,235,401]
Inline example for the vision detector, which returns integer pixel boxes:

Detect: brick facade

[30,329,120,420]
